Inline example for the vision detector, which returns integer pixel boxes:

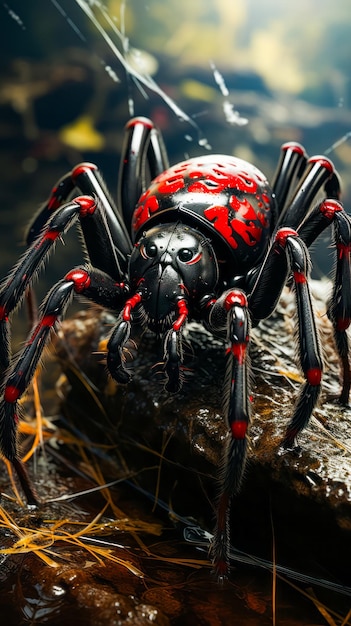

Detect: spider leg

[27,163,132,278]
[272,142,307,215]
[0,196,93,374]
[249,228,323,447]
[206,290,251,579]
[296,199,351,404]
[0,266,127,499]
[162,298,189,392]
[0,195,130,375]
[118,117,169,236]
[274,150,340,227]
[107,293,143,384]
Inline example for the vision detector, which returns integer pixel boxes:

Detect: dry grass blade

[0,502,146,576]
[341,608,351,626]
[307,588,340,626]
[21,372,44,463]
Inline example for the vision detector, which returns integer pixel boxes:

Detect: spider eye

[178,248,193,262]
[141,242,158,259]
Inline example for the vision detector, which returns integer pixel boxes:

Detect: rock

[53,280,351,583]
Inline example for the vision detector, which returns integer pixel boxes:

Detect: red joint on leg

[173,298,189,331]
[308,155,335,174]
[65,269,91,293]
[206,298,217,309]
[48,194,61,211]
[227,342,247,364]
[0,306,8,321]
[4,385,21,403]
[306,367,322,386]
[43,229,60,241]
[231,420,247,439]
[275,227,298,248]
[224,291,248,311]
[336,317,350,331]
[123,293,142,321]
[75,196,97,217]
[293,271,307,284]
[126,117,154,130]
[41,314,57,327]
[72,163,98,180]
[337,243,351,260]
[319,199,343,219]
[281,142,306,157]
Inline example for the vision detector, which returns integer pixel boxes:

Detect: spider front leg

[206,290,251,578]
[0,266,128,501]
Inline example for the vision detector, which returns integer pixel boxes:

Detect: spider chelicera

[0,116,350,577]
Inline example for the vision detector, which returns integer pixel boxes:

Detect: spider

[0,116,350,578]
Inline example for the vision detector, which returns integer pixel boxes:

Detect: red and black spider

[0,117,350,578]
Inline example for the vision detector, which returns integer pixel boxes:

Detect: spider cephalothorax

[0,116,350,579]
[129,224,218,328]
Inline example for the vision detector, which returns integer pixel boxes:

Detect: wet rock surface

[53,281,351,563]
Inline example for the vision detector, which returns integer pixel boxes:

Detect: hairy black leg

[1,280,76,461]
[297,198,343,248]
[249,227,323,442]
[0,267,126,500]
[246,232,290,324]
[0,197,96,374]
[206,290,251,578]
[277,231,323,447]
[294,199,351,404]
[70,164,132,276]
[272,142,307,215]
[276,155,340,229]
[118,117,169,236]
[26,172,75,244]
[27,164,132,278]
[327,211,351,404]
